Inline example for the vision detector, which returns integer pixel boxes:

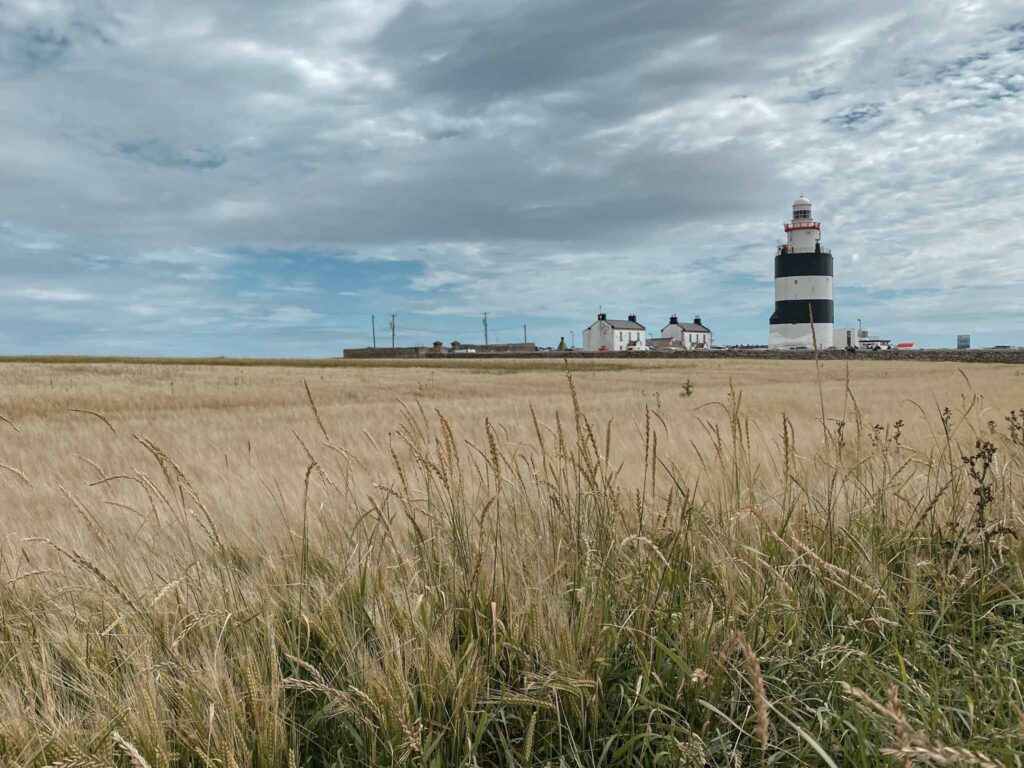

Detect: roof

[605,319,645,330]
[793,196,812,207]
[663,321,710,333]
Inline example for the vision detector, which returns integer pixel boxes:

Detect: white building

[661,315,712,349]
[834,327,868,349]
[582,313,647,352]
[769,197,834,349]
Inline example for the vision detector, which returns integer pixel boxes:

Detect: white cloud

[206,199,274,221]
[137,247,237,265]
[263,305,320,325]
[6,287,95,302]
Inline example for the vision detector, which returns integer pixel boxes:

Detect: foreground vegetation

[1,360,1023,766]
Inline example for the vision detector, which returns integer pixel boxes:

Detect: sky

[1,0,1022,355]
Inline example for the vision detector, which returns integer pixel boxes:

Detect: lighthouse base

[769,322,834,350]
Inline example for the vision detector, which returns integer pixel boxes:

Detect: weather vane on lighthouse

[769,196,834,349]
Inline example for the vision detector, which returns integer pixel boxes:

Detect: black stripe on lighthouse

[769,299,834,324]
[775,252,833,278]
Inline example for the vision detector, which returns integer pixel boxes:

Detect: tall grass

[1,369,1023,767]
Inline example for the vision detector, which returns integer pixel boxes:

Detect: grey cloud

[0,1,121,70]
[375,0,727,100]
[0,26,70,69]
[117,140,226,170]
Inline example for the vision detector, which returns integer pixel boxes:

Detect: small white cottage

[582,313,647,352]
[661,315,712,349]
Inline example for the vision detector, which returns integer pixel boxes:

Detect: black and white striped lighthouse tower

[769,196,834,349]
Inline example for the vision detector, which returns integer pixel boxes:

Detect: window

[794,209,811,220]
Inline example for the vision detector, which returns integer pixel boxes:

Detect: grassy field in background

[1,358,1023,766]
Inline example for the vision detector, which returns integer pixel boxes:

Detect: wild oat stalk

[730,631,770,750]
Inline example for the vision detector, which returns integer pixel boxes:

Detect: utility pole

[482,312,489,345]
[390,314,396,348]
[523,324,527,343]
[371,315,376,348]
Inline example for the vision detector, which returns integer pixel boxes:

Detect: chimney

[597,312,607,321]
[669,314,678,325]
[693,316,702,326]
[627,314,637,323]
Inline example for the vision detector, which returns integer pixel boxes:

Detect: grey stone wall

[345,347,1024,364]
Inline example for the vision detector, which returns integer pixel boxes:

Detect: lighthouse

[769,196,834,349]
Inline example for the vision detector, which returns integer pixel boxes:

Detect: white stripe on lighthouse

[774,275,833,302]
[769,322,834,349]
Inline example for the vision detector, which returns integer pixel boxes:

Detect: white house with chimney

[659,315,712,349]
[582,313,647,352]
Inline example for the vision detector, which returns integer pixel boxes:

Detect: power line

[370,319,538,341]
[391,324,484,335]
[489,324,527,333]
[390,323,524,335]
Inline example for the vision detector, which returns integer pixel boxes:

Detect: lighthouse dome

[793,196,812,207]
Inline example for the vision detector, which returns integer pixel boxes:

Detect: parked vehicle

[862,340,892,351]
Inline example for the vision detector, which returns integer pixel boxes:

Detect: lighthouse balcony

[777,244,831,255]
[784,220,821,232]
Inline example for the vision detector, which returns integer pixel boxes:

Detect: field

[2,358,1023,767]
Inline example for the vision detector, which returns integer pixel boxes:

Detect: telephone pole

[482,312,489,345]
[390,314,396,348]
[371,315,376,348]
[523,324,527,343]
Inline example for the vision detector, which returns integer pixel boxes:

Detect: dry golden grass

[2,358,1019,527]
[1,357,1022,766]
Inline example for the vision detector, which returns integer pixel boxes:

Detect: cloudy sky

[1,0,1022,354]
